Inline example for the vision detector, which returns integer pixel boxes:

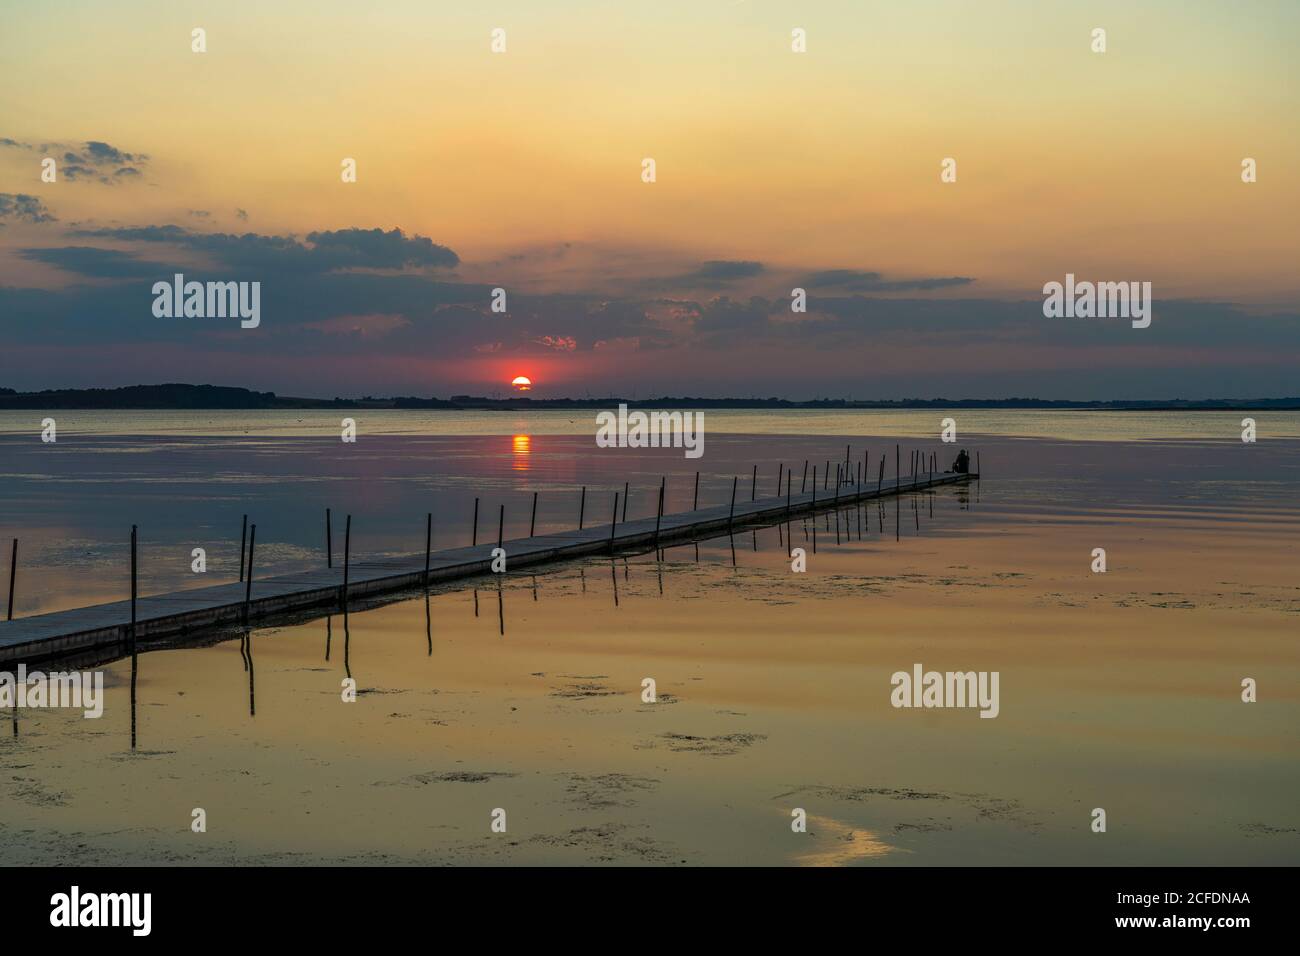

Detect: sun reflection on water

[511,433,531,470]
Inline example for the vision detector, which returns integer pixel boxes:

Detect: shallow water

[0,414,1297,865]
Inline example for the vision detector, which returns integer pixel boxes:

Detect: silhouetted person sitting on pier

[952,449,970,474]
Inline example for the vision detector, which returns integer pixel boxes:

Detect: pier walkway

[0,470,976,663]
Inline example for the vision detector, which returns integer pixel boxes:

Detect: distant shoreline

[1,384,1297,412]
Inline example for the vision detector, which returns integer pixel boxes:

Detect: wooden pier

[0,470,976,663]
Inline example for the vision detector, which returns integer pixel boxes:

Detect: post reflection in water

[342,612,351,683]
[237,629,255,718]
[95,489,955,743]
[111,482,956,756]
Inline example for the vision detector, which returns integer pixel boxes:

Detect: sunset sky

[1,0,1297,399]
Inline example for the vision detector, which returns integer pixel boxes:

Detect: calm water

[2,407,1298,440]
[0,411,1296,865]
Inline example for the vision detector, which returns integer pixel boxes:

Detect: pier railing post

[325,508,331,569]
[728,476,737,532]
[243,524,256,624]
[812,466,817,508]
[498,504,504,550]
[693,471,699,511]
[425,512,432,587]
[801,460,808,493]
[6,538,15,621]
[472,498,479,547]
[610,492,619,551]
[530,491,538,537]
[341,515,351,609]
[579,486,586,530]
[775,463,783,497]
[622,482,629,522]
[751,465,757,502]
[653,481,664,551]
[239,514,248,582]
[130,525,137,650]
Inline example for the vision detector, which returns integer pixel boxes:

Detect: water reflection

[511,434,531,471]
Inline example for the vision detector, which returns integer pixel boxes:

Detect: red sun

[511,375,533,391]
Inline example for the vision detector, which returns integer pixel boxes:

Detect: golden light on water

[511,433,531,470]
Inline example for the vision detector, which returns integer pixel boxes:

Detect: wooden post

[530,491,538,537]
[785,470,792,521]
[342,514,351,608]
[977,451,981,476]
[324,509,331,569]
[801,460,808,493]
[823,461,829,490]
[653,481,664,551]
[728,476,737,532]
[424,512,432,586]
[751,465,757,501]
[834,465,840,505]
[497,504,504,550]
[693,471,699,511]
[811,466,817,507]
[578,486,586,530]
[243,524,256,624]
[472,498,479,547]
[5,538,15,622]
[130,525,137,651]
[239,514,248,582]
[895,445,900,491]
[609,492,619,550]
[622,482,629,522]
[877,456,884,494]
[775,463,783,497]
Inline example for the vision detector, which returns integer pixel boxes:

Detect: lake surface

[0,410,1296,864]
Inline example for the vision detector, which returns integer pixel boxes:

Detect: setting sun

[511,376,532,391]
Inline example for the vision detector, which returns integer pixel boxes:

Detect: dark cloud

[18,246,172,279]
[70,225,459,274]
[83,141,141,165]
[305,227,459,270]
[0,193,56,224]
[800,269,974,292]
[5,220,1296,401]
[0,139,154,183]
[639,259,766,292]
[691,260,765,280]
